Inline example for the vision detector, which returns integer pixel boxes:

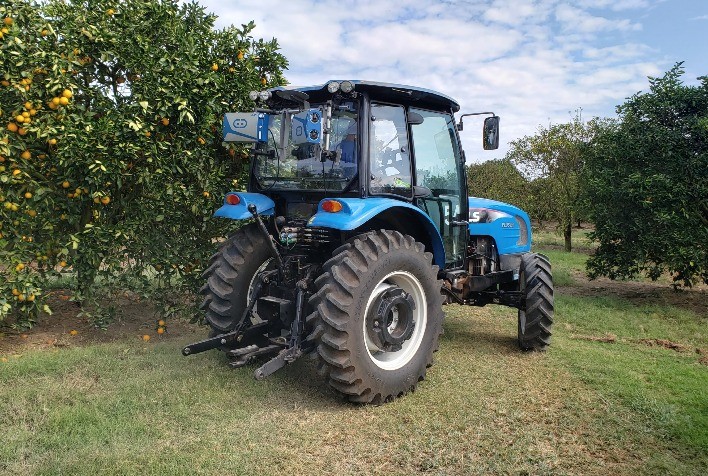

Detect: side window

[410,108,461,195]
[410,108,464,266]
[369,104,411,196]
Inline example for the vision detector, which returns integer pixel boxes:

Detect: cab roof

[271,80,461,113]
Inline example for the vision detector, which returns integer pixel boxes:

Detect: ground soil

[2,262,705,356]
[0,291,204,355]
[558,272,708,316]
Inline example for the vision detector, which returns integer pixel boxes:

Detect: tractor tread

[518,253,554,351]
[308,230,443,403]
[201,223,271,332]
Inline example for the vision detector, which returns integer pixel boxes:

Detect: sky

[198,0,707,163]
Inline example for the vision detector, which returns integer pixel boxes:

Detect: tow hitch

[182,204,315,380]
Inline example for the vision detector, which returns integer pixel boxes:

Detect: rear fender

[308,198,446,268]
[214,192,275,220]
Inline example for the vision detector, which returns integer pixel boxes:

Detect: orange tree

[0,0,287,326]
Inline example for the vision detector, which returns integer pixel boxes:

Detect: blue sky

[199,0,707,162]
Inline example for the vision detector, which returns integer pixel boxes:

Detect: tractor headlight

[469,208,510,223]
[340,80,354,93]
[258,90,272,101]
[249,91,259,101]
[327,81,340,93]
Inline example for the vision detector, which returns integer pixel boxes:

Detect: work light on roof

[340,81,354,93]
[248,91,259,101]
[327,81,340,93]
[258,90,272,101]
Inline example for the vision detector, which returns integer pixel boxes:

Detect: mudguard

[468,197,531,255]
[214,192,275,220]
[308,197,446,268]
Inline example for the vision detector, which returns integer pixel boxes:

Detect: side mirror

[483,116,500,150]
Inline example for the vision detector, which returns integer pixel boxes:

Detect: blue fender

[214,192,275,220]
[468,197,532,254]
[308,198,446,268]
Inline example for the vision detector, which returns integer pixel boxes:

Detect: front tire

[307,230,443,404]
[517,253,554,350]
[200,223,273,333]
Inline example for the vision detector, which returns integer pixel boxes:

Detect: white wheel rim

[363,270,427,370]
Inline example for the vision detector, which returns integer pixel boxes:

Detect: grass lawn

[1,241,706,475]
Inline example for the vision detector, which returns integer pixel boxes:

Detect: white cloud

[577,0,651,11]
[555,4,642,32]
[197,0,669,161]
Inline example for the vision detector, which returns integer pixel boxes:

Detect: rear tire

[307,230,444,404]
[517,253,554,350]
[200,224,273,333]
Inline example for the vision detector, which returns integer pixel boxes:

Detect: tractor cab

[224,80,499,271]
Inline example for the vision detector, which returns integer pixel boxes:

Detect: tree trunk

[564,220,572,252]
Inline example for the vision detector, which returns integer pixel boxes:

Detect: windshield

[253,101,358,191]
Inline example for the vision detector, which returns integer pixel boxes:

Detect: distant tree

[466,158,529,208]
[584,64,708,287]
[507,112,610,251]
[526,176,556,229]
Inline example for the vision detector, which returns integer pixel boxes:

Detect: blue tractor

[182,81,554,403]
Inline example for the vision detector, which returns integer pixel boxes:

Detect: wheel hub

[367,287,416,352]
